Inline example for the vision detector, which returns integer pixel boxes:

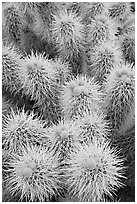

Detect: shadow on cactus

[2,109,47,154]
[65,139,125,202]
[61,75,103,121]
[3,145,63,202]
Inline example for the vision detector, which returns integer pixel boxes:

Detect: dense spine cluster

[61,75,103,120]
[104,64,135,133]
[66,139,125,202]
[2,44,23,95]
[2,109,46,154]
[51,9,85,62]
[20,52,61,124]
[3,145,62,202]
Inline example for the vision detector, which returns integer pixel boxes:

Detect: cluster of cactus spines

[86,14,116,48]
[75,112,110,145]
[3,145,62,202]
[119,104,135,135]
[107,2,132,22]
[20,51,61,124]
[30,2,56,45]
[45,121,80,161]
[61,75,103,121]
[32,11,51,44]
[83,2,108,24]
[119,32,135,66]
[104,64,135,132]
[2,43,23,95]
[66,139,125,202]
[2,109,47,154]
[2,96,16,125]
[112,126,135,189]
[51,9,85,62]
[18,2,39,23]
[88,41,123,83]
[118,13,135,36]
[52,58,72,85]
[2,2,23,46]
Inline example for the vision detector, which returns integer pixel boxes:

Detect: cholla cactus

[2,109,46,154]
[88,41,123,83]
[104,64,135,133]
[51,9,85,61]
[86,14,116,48]
[107,2,132,22]
[83,2,108,24]
[32,11,51,43]
[3,145,62,202]
[112,126,135,189]
[119,14,135,35]
[75,112,110,145]
[45,121,80,161]
[31,2,57,43]
[2,43,23,95]
[52,58,72,85]
[2,96,16,125]
[119,32,135,66]
[20,51,61,124]
[66,139,125,202]
[61,75,103,121]
[2,2,23,45]
[18,2,38,23]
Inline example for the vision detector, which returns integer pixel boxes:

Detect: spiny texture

[51,9,85,61]
[2,96,16,126]
[66,139,125,202]
[30,2,60,42]
[88,42,123,83]
[45,121,80,161]
[86,14,116,47]
[32,11,51,43]
[17,2,39,23]
[118,14,135,35]
[2,109,46,154]
[107,2,132,22]
[83,2,108,24]
[52,58,72,85]
[119,32,135,66]
[20,52,61,124]
[61,75,103,121]
[75,112,110,145]
[104,64,135,132]
[2,2,23,45]
[64,2,86,16]
[3,145,62,202]
[112,126,135,189]
[2,44,23,95]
